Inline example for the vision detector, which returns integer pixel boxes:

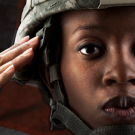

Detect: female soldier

[1,0,135,134]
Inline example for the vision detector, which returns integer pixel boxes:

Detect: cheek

[60,54,106,127]
[61,56,103,99]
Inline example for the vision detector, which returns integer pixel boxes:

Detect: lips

[102,96,135,120]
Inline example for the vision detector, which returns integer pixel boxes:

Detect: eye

[81,46,99,55]
[78,43,104,56]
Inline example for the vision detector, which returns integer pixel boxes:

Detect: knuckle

[8,61,13,65]
[15,46,22,53]
[9,44,18,50]
[9,43,21,51]
[11,58,17,64]
[13,46,23,55]
[14,43,29,54]
[7,62,14,69]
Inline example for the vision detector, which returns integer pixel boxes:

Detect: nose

[102,52,135,86]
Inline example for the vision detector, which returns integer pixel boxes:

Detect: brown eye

[78,43,104,56]
[81,46,100,55]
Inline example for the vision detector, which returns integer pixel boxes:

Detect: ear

[38,63,57,102]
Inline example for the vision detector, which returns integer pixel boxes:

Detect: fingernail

[28,36,39,44]
[19,36,30,44]
[22,48,33,55]
[4,65,14,73]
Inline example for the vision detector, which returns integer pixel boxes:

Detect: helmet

[13,0,135,135]
[14,0,135,82]
[15,0,135,43]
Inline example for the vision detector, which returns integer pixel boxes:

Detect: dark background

[0,0,26,52]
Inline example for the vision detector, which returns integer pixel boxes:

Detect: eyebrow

[72,25,102,35]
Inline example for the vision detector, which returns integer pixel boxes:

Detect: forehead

[60,7,135,41]
[61,7,135,28]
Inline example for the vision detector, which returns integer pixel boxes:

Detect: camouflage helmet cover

[13,0,135,83]
[15,0,135,43]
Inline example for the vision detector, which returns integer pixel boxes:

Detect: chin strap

[49,63,92,133]
[50,100,135,135]
[50,101,91,134]
[89,125,135,135]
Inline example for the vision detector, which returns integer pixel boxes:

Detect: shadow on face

[60,6,135,129]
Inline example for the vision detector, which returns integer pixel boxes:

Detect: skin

[2,6,135,130]
[60,7,135,128]
[0,36,39,87]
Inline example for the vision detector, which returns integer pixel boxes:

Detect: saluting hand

[0,36,39,88]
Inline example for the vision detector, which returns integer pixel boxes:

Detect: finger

[0,65,15,88]
[18,35,30,44]
[0,37,39,66]
[0,36,30,55]
[0,48,34,74]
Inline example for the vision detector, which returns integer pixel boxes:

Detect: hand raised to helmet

[0,36,39,88]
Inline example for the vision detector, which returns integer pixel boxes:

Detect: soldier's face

[60,7,135,128]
